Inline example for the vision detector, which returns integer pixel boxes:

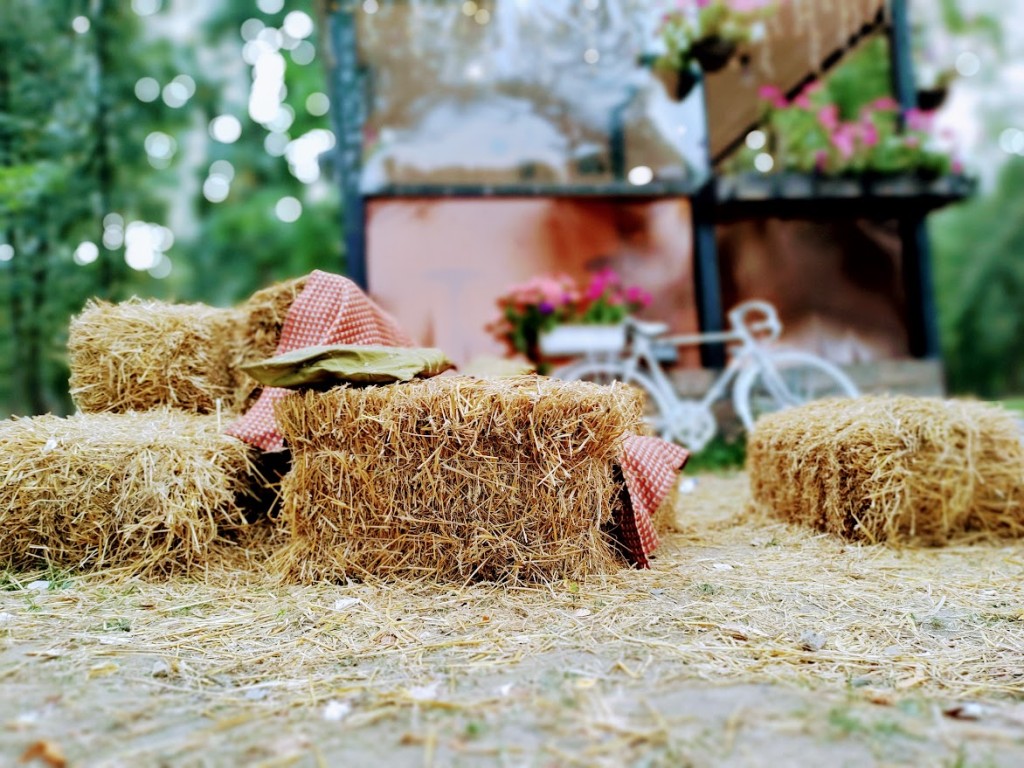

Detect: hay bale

[275,375,644,583]
[0,410,260,575]
[230,276,308,410]
[748,396,1024,545]
[69,298,242,415]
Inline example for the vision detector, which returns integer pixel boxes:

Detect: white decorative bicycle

[548,300,860,451]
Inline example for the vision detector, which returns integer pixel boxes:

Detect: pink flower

[814,150,829,172]
[802,81,824,96]
[860,121,880,148]
[831,124,856,159]
[758,84,784,103]
[793,93,812,109]
[871,96,900,112]
[906,108,934,133]
[817,104,839,131]
[625,285,653,308]
[952,158,964,174]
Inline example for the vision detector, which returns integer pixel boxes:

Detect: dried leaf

[19,740,66,768]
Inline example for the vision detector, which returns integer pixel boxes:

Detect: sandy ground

[3,473,1024,767]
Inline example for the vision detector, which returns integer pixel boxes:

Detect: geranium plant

[487,269,652,366]
[655,0,774,74]
[744,81,959,178]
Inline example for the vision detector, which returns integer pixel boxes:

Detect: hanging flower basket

[916,87,948,111]
[690,36,737,73]
[657,66,700,101]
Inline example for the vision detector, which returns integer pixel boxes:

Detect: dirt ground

[3,473,1024,767]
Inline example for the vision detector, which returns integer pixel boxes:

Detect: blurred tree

[0,0,190,416]
[0,0,340,417]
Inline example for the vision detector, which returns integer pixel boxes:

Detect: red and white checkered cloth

[618,435,689,568]
[227,271,689,567]
[226,270,414,451]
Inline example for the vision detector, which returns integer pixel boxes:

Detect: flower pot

[777,172,814,198]
[730,172,774,200]
[690,36,737,73]
[539,324,627,358]
[655,67,699,101]
[867,173,923,197]
[916,87,948,111]
[814,175,862,198]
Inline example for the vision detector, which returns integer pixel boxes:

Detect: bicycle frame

[611,302,790,418]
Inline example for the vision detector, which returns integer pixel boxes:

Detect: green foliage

[933,158,1024,396]
[685,432,746,472]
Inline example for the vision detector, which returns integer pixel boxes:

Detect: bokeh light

[306,92,330,116]
[72,16,90,34]
[257,0,285,14]
[275,196,302,223]
[627,166,654,185]
[134,77,160,102]
[209,115,243,144]
[131,0,161,16]
[0,244,14,262]
[73,242,99,266]
[283,11,314,40]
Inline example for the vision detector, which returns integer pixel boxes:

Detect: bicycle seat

[629,318,669,337]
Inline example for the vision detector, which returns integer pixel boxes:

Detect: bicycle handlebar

[727,300,782,342]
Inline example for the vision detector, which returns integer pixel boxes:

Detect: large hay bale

[275,376,644,583]
[748,396,1024,545]
[0,410,260,575]
[68,298,242,415]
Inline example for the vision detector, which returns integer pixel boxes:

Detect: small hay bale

[748,396,1024,545]
[0,410,260,575]
[68,298,242,415]
[275,375,644,583]
[230,276,308,410]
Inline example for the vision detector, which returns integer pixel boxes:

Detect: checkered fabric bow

[227,271,689,568]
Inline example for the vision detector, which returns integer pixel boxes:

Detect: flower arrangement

[487,269,652,366]
[745,81,960,178]
[655,0,774,75]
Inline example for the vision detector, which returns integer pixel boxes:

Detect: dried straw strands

[68,298,242,415]
[748,396,1024,545]
[0,410,259,575]
[67,277,306,416]
[275,376,644,584]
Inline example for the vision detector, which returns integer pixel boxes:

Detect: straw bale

[0,410,260,575]
[68,298,243,415]
[275,375,644,584]
[229,276,308,410]
[748,396,1024,545]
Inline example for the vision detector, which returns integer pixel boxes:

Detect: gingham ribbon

[227,272,689,566]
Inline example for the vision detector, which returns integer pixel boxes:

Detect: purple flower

[538,301,554,315]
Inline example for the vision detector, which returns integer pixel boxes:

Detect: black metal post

[329,7,368,289]
[692,71,725,369]
[692,182,725,368]
[889,0,940,358]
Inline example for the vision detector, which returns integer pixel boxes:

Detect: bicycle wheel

[552,360,674,440]
[732,350,859,431]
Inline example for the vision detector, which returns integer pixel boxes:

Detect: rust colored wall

[717,218,909,364]
[366,198,700,367]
